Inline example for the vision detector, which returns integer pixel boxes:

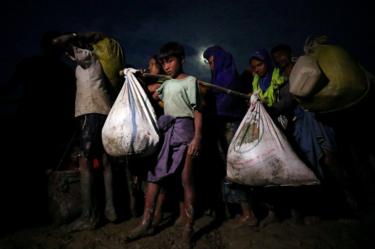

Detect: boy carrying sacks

[127,42,202,249]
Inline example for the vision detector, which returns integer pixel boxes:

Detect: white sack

[227,95,319,187]
[102,68,159,156]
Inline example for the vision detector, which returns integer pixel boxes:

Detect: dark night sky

[2,0,374,87]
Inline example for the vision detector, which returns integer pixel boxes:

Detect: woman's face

[207,55,215,72]
[148,58,161,75]
[250,58,268,77]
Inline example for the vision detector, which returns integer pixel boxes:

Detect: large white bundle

[227,95,319,187]
[102,68,159,156]
[292,44,369,113]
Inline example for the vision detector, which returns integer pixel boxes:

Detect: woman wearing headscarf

[203,46,256,227]
[249,48,298,227]
[249,48,293,124]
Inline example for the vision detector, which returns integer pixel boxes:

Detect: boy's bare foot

[231,215,258,228]
[181,224,194,249]
[66,216,99,232]
[105,206,118,222]
[174,215,186,226]
[126,223,154,241]
[152,213,163,227]
[260,211,278,228]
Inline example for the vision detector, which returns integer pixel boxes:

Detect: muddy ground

[1,209,374,249]
[1,152,375,249]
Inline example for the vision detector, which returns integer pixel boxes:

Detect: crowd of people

[7,31,373,249]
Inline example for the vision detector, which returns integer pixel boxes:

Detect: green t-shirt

[157,75,201,118]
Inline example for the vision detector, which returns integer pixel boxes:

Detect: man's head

[271,44,292,69]
[158,42,185,78]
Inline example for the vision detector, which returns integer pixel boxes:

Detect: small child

[127,42,202,248]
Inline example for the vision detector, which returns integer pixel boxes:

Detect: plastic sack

[93,37,125,92]
[227,95,319,187]
[289,55,324,97]
[297,45,369,113]
[102,68,159,156]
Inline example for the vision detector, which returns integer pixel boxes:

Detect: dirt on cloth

[1,212,374,249]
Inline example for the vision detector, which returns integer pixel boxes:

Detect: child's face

[161,56,182,78]
[250,58,267,77]
[148,58,161,75]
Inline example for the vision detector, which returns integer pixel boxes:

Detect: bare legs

[69,153,116,232]
[181,154,195,247]
[69,156,99,231]
[126,182,160,240]
[127,153,196,247]
[103,153,117,222]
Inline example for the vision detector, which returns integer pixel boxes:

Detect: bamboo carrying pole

[120,70,251,99]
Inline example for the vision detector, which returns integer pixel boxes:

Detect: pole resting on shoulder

[197,80,250,99]
[118,69,251,99]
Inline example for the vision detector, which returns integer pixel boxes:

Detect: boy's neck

[173,72,188,79]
